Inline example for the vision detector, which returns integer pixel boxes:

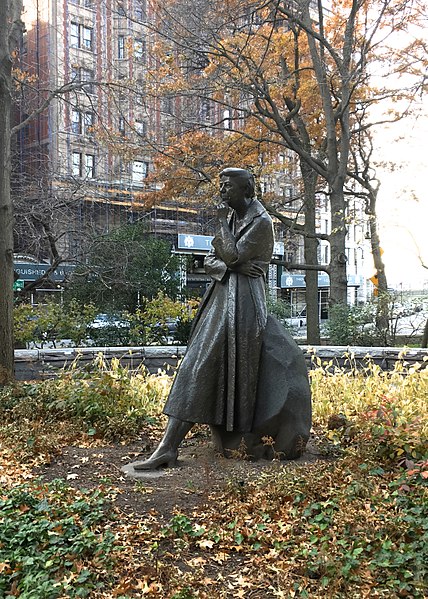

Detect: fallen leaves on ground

[0,361,427,597]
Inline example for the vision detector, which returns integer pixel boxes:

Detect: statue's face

[219,175,247,209]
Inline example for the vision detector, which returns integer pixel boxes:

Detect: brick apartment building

[16,0,211,259]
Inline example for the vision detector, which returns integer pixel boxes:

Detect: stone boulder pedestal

[210,315,312,460]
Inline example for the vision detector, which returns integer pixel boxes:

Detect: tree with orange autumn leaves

[101,0,426,343]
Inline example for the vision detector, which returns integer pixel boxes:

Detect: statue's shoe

[133,450,178,470]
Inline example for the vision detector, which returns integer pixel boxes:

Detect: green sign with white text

[13,279,25,291]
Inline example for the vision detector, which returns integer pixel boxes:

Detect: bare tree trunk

[369,218,389,338]
[301,0,351,309]
[366,189,390,342]
[301,163,320,344]
[329,186,348,306]
[422,318,428,349]
[0,65,15,383]
[0,0,22,383]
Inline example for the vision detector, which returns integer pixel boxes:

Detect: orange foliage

[110,0,426,208]
[140,128,278,207]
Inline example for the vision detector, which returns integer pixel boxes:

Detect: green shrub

[65,227,181,311]
[0,356,169,445]
[362,395,427,462]
[88,322,131,347]
[14,294,199,348]
[326,296,427,346]
[173,315,194,345]
[266,295,292,324]
[14,300,97,348]
[0,481,117,598]
[127,293,197,346]
[325,302,383,346]
[310,355,428,465]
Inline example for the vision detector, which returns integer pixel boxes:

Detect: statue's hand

[232,262,265,277]
[216,202,229,220]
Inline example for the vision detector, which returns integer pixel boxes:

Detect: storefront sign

[281,272,365,288]
[177,234,213,252]
[14,263,75,282]
[177,235,285,255]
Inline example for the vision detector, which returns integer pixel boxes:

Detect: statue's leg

[133,417,193,470]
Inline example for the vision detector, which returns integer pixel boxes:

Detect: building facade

[17,0,211,258]
[15,0,373,309]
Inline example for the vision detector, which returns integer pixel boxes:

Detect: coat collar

[230,199,266,236]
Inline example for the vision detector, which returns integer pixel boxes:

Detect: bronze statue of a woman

[133,168,311,470]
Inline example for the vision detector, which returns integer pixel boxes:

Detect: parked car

[87,313,130,346]
[152,317,178,341]
[166,317,178,335]
[89,314,130,329]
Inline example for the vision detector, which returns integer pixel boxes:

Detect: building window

[71,109,94,134]
[135,120,146,135]
[134,0,146,21]
[161,95,174,115]
[200,100,211,121]
[118,35,126,59]
[85,154,95,178]
[118,116,126,135]
[71,109,81,134]
[283,185,293,200]
[72,152,95,178]
[72,152,81,176]
[133,39,145,61]
[82,25,93,50]
[223,109,232,129]
[81,68,94,92]
[70,23,79,47]
[71,67,95,94]
[132,160,148,182]
[84,111,94,133]
[70,23,93,51]
[134,77,146,100]
[21,34,28,55]
[117,2,126,16]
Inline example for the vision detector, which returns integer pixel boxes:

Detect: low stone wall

[14,346,186,381]
[14,345,428,381]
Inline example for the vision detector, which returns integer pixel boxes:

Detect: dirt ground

[35,430,325,522]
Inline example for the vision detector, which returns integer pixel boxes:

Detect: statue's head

[219,168,255,199]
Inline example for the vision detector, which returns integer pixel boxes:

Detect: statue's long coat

[163,199,274,432]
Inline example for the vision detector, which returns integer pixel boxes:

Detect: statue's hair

[220,168,255,198]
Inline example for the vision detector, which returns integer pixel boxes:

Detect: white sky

[368,15,428,292]
[373,104,428,291]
